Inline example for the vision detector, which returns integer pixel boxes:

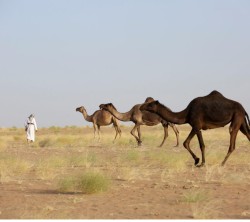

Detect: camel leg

[196,130,206,167]
[221,126,239,166]
[93,124,97,139]
[118,127,122,137]
[137,125,142,146]
[112,119,121,142]
[97,125,101,142]
[116,119,122,138]
[170,123,179,147]
[158,124,168,147]
[130,124,142,146]
[113,124,119,142]
[183,129,200,166]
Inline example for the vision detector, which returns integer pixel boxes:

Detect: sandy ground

[0,126,250,219]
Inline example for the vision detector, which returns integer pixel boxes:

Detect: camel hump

[93,110,100,116]
[209,90,223,97]
[100,103,117,111]
[145,97,155,103]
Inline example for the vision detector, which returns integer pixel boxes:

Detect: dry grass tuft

[39,138,55,148]
[182,189,208,203]
[0,154,32,182]
[35,156,68,180]
[191,200,221,219]
[0,139,7,151]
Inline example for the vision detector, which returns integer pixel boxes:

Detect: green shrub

[58,172,110,194]
[77,172,110,194]
[58,177,76,193]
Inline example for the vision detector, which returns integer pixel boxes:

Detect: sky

[0,0,249,127]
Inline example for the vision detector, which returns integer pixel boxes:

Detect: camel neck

[156,103,188,125]
[108,108,132,122]
[81,111,93,122]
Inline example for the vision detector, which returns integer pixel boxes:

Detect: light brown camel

[99,98,179,147]
[140,90,250,166]
[76,106,121,141]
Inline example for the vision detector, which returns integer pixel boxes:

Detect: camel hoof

[196,163,205,168]
[194,158,200,166]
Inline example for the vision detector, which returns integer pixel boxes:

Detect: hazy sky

[0,0,249,127]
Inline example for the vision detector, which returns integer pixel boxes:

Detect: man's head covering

[29,114,35,118]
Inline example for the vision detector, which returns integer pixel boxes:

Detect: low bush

[58,171,110,194]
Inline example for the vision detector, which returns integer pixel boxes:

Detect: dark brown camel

[76,106,121,141]
[140,90,250,166]
[99,98,179,147]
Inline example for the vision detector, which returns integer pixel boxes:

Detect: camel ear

[155,100,160,104]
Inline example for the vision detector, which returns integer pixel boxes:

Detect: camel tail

[245,111,250,132]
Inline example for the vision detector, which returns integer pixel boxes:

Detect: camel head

[140,100,159,113]
[76,106,86,113]
[99,103,117,111]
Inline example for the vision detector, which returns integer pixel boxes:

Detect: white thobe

[25,117,38,142]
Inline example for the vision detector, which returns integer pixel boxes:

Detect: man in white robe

[25,114,38,143]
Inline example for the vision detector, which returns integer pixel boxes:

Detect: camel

[76,106,121,141]
[99,97,179,147]
[140,90,250,166]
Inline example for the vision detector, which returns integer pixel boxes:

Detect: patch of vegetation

[49,126,61,134]
[146,150,188,170]
[0,139,7,151]
[0,155,31,182]
[69,152,97,168]
[13,135,22,142]
[58,176,76,193]
[35,156,68,180]
[56,136,75,147]
[10,127,18,131]
[125,150,140,162]
[39,138,54,147]
[58,171,110,194]
[182,189,208,203]
[191,200,220,219]
[77,172,110,194]
[115,138,136,147]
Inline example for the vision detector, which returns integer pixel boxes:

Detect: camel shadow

[28,189,83,195]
